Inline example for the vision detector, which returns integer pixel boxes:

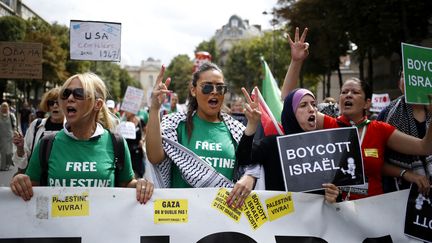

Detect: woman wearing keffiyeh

[377,71,432,192]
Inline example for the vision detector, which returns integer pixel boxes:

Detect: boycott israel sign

[405,184,432,242]
[277,127,364,192]
[70,20,121,61]
[401,43,432,104]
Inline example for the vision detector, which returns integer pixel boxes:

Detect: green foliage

[223,31,291,95]
[194,38,219,65]
[0,15,26,41]
[165,54,194,103]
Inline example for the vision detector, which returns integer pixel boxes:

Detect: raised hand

[242,87,261,125]
[151,65,171,110]
[287,27,309,62]
[241,87,261,136]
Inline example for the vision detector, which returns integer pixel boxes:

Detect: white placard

[120,86,144,114]
[370,93,391,113]
[70,20,121,61]
[117,121,136,139]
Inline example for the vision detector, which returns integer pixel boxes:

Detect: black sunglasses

[200,83,227,95]
[47,100,59,107]
[61,88,86,100]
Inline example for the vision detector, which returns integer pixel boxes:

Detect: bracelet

[399,169,407,178]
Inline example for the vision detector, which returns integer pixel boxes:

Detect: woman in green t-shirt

[11,72,153,205]
[146,62,261,208]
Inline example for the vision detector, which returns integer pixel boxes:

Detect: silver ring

[141,185,146,191]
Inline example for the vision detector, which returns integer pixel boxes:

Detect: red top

[324,115,396,200]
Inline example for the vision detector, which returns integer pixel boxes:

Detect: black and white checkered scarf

[152,111,259,188]
[381,96,432,177]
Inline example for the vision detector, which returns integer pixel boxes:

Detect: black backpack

[38,131,125,187]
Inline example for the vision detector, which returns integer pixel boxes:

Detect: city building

[214,15,262,66]
[0,0,44,20]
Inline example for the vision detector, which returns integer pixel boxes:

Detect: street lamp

[262,10,278,70]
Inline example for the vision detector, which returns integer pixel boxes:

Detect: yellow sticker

[265,192,294,221]
[51,191,89,217]
[364,148,379,158]
[154,199,188,224]
[211,188,242,222]
[243,193,268,230]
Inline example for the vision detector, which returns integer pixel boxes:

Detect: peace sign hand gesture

[241,87,261,136]
[151,65,171,110]
[287,27,309,62]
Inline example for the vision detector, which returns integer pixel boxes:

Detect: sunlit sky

[23,0,277,66]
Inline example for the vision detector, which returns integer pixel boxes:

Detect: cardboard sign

[0,42,42,79]
[370,93,390,112]
[401,43,432,104]
[70,20,121,61]
[277,127,365,192]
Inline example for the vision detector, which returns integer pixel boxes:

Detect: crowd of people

[0,27,429,213]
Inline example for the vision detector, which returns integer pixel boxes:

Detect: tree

[24,17,68,100]
[0,16,26,101]
[223,31,292,95]
[194,38,219,65]
[165,55,194,103]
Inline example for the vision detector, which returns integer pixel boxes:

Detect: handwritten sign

[70,20,121,61]
[120,86,144,114]
[0,42,42,79]
[117,121,136,139]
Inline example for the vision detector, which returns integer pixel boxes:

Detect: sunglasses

[47,100,59,107]
[60,88,86,100]
[200,83,227,95]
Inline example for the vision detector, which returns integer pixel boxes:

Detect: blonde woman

[11,73,153,204]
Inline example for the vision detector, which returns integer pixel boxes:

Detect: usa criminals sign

[70,20,121,61]
[277,127,364,192]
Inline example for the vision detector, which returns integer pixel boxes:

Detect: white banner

[0,187,423,243]
[70,20,121,61]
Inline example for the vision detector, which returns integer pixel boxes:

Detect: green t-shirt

[26,130,134,187]
[171,114,237,188]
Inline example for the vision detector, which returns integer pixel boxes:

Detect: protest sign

[120,86,144,114]
[277,127,364,192]
[0,42,42,79]
[70,20,121,61]
[401,43,432,104]
[370,93,391,113]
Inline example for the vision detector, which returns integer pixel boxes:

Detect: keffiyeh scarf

[152,111,258,188]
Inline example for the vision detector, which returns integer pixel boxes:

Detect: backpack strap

[109,131,125,187]
[39,133,56,186]
[29,118,43,157]
[10,113,16,130]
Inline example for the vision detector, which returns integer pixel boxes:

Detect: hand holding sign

[151,65,171,110]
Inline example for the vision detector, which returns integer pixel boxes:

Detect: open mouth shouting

[344,100,353,109]
[307,114,316,127]
[208,98,220,109]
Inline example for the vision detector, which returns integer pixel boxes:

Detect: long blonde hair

[60,72,113,130]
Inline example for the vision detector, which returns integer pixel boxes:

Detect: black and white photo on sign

[277,127,365,192]
[404,184,432,243]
